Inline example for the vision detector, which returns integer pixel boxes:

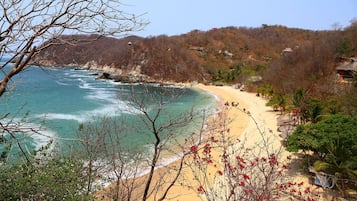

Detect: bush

[0,157,90,200]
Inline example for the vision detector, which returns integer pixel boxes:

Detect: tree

[286,115,357,192]
[0,0,146,96]
[77,116,145,201]
[0,1,146,199]
[127,86,204,201]
[293,88,305,110]
[257,84,274,98]
[187,103,320,201]
[339,73,357,116]
[0,0,145,162]
[77,85,208,201]
[292,88,307,124]
[266,92,287,114]
[300,98,322,123]
[335,38,353,58]
[0,153,90,200]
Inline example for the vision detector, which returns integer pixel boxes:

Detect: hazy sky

[125,0,357,37]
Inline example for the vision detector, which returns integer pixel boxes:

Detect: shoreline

[100,83,284,200]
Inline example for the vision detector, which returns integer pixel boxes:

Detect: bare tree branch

[0,0,147,95]
[0,0,146,162]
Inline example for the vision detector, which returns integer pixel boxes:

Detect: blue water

[0,63,216,159]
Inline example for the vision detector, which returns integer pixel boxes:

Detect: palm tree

[276,92,287,114]
[293,88,306,124]
[313,141,357,195]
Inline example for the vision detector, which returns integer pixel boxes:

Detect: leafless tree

[186,104,321,201]
[0,0,146,161]
[0,0,146,96]
[77,85,209,201]
[0,111,45,162]
[76,116,143,200]
[127,86,202,201]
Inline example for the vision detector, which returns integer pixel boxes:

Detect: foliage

[286,114,357,154]
[1,3,357,199]
[335,38,353,57]
[292,88,306,110]
[0,1,143,199]
[257,84,274,97]
[212,64,242,83]
[0,111,45,163]
[300,98,323,123]
[0,156,90,201]
[286,115,357,185]
[322,97,343,115]
[266,92,287,113]
[31,22,357,85]
[338,73,357,115]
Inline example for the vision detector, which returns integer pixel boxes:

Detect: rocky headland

[31,25,357,90]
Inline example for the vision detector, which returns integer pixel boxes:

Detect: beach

[166,84,283,200]
[98,84,321,201]
[101,84,314,201]
[182,85,323,201]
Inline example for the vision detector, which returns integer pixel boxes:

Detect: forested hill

[33,24,357,87]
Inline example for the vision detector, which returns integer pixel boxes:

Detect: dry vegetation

[34,23,357,92]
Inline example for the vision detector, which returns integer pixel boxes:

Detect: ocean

[0,62,216,161]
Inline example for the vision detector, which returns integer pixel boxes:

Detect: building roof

[282,47,293,52]
[336,58,357,72]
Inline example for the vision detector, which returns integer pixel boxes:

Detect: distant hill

[33,24,357,87]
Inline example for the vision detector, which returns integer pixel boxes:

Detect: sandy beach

[147,84,285,200]
[101,84,309,201]
[168,84,283,200]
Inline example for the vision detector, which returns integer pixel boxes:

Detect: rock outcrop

[73,60,151,83]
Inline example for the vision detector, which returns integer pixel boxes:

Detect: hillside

[33,24,357,88]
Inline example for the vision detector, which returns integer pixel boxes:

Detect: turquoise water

[0,63,216,159]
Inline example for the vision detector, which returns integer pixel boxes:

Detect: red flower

[290,188,297,193]
[239,163,245,169]
[190,145,198,153]
[307,198,315,201]
[243,173,250,180]
[203,143,211,154]
[197,185,204,193]
[239,181,245,187]
[217,170,223,176]
[283,164,291,170]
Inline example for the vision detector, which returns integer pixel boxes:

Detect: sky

[124,0,357,37]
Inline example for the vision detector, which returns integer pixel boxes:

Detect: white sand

[101,84,314,201]
[161,84,288,201]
